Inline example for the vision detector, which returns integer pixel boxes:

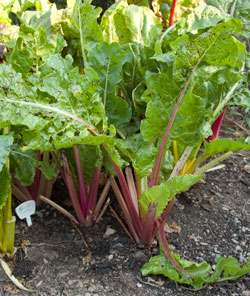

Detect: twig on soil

[136,276,161,288]
[205,224,217,239]
[224,116,250,134]
[242,199,250,219]
[71,221,90,251]
[109,205,134,241]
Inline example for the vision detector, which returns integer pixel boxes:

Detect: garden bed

[1,148,249,296]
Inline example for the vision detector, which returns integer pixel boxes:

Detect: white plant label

[15,200,36,227]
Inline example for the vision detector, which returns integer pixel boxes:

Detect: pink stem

[64,155,85,223]
[88,166,101,214]
[112,161,143,235]
[150,57,202,188]
[159,222,192,278]
[169,0,177,27]
[73,145,88,216]
[141,203,157,246]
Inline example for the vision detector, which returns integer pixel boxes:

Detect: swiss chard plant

[0,0,249,287]
[89,0,250,276]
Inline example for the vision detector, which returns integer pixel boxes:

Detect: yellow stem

[173,140,179,162]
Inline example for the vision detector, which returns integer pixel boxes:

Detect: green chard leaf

[8,25,67,75]
[101,0,162,45]
[87,42,131,127]
[207,0,250,38]
[204,138,250,155]
[0,57,112,151]
[39,160,57,180]
[11,149,39,186]
[0,134,14,172]
[139,174,202,218]
[115,134,158,179]
[141,253,211,289]
[141,15,246,148]
[142,254,250,290]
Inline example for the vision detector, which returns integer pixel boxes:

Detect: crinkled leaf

[142,253,211,289]
[141,16,245,146]
[8,25,67,75]
[207,0,250,38]
[87,42,128,95]
[176,3,228,35]
[170,18,245,70]
[87,42,131,127]
[139,174,202,218]
[0,134,14,172]
[0,165,11,209]
[115,134,157,178]
[204,138,250,155]
[142,254,250,290]
[39,161,57,180]
[101,0,162,45]
[210,256,250,282]
[106,94,131,127]
[141,67,237,146]
[0,59,111,151]
[11,149,39,186]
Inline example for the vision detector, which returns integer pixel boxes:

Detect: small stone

[136,283,142,288]
[242,226,246,232]
[108,254,114,260]
[103,226,116,238]
[236,245,243,252]
[134,251,145,259]
[243,291,250,296]
[88,286,95,292]
[85,293,91,296]
[43,258,48,264]
[244,164,250,174]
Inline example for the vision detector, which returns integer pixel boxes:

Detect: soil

[0,112,250,296]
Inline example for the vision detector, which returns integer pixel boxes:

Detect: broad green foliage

[101,0,162,44]
[141,15,245,149]
[11,149,39,186]
[207,0,250,38]
[0,134,13,172]
[139,174,202,218]
[176,3,229,35]
[11,149,57,186]
[142,254,250,290]
[204,138,250,155]
[87,42,131,127]
[115,134,158,178]
[0,59,111,151]
[9,25,66,75]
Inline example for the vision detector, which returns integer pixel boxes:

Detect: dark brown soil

[1,117,250,296]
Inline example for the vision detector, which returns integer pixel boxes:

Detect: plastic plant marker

[15,200,36,227]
